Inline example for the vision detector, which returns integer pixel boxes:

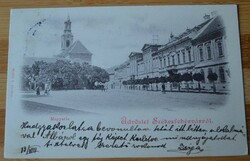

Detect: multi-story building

[108,12,229,93]
[140,44,162,79]
[192,14,229,92]
[113,60,130,89]
[129,52,142,80]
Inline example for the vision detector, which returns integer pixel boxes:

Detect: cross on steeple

[61,15,74,51]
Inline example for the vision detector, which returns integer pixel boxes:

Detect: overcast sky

[11,5,232,69]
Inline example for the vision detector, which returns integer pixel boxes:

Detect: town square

[20,6,230,114]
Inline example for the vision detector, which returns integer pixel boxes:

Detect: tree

[193,73,204,92]
[22,60,110,91]
[174,73,182,91]
[207,72,218,93]
[169,73,182,91]
[22,65,33,90]
[52,77,64,90]
[88,66,109,89]
[166,76,172,91]
[182,72,193,92]
[159,76,166,83]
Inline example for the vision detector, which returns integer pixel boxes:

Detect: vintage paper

[4,5,248,158]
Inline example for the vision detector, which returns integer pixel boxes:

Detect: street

[21,89,228,114]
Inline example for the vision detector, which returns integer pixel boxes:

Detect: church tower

[61,15,73,51]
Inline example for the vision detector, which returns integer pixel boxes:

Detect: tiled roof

[192,16,225,44]
[141,44,162,51]
[129,52,142,58]
[68,40,92,55]
[154,18,213,54]
[59,40,92,58]
[167,18,212,46]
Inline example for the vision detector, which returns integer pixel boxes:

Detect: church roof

[59,40,92,58]
[67,40,93,55]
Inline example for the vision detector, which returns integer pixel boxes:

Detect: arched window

[66,40,70,47]
[188,49,192,62]
[182,50,186,63]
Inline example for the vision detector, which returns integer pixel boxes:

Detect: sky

[11,5,233,69]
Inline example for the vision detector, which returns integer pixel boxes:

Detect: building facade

[108,13,229,93]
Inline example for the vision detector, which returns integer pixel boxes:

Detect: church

[23,16,93,66]
[57,16,92,64]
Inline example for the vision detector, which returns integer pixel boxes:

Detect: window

[177,53,180,64]
[199,46,204,61]
[160,59,162,68]
[188,49,192,62]
[182,50,186,63]
[206,43,212,60]
[219,67,226,82]
[163,57,166,67]
[66,40,70,47]
[172,55,175,65]
[217,40,224,57]
[168,56,170,66]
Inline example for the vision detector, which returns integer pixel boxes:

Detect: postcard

[4,5,248,158]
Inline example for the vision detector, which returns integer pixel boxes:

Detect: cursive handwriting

[18,121,246,156]
[167,143,204,156]
[21,145,40,155]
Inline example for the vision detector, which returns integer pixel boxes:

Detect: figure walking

[161,83,165,94]
[44,81,51,95]
[36,85,40,95]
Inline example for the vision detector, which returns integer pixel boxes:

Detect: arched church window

[66,40,70,47]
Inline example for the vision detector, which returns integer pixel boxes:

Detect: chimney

[211,11,218,18]
[203,14,210,21]
[170,32,174,38]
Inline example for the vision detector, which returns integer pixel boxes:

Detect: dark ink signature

[167,143,204,156]
[21,145,40,155]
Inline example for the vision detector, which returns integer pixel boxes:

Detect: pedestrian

[162,83,165,94]
[36,85,40,95]
[44,83,50,95]
[44,80,51,95]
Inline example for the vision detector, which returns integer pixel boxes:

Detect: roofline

[192,16,217,41]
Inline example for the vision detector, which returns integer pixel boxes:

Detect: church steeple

[61,15,74,51]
